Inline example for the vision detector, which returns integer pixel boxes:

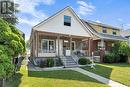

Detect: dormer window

[102,27,107,33]
[64,15,71,26]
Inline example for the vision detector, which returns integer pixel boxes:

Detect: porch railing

[71,52,79,64]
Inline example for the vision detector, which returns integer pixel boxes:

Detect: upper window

[64,15,71,26]
[112,31,116,35]
[102,27,107,33]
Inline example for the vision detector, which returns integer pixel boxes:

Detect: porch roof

[36,31,89,39]
[99,33,128,41]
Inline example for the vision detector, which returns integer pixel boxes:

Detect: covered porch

[31,31,91,58]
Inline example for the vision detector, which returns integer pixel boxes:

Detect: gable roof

[81,19,128,41]
[86,20,121,30]
[32,6,93,37]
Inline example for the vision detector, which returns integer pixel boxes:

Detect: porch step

[65,65,79,68]
[60,56,78,67]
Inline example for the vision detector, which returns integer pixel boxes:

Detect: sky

[15,0,130,40]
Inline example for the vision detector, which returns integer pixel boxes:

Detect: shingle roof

[99,33,127,41]
[81,19,128,41]
[85,20,121,30]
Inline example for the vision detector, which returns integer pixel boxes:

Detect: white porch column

[37,32,39,57]
[70,36,72,55]
[88,38,91,56]
[57,35,60,57]
[101,39,104,48]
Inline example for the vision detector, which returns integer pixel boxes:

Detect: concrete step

[60,56,78,67]
[65,65,79,68]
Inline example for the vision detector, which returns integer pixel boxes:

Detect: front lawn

[81,63,130,86]
[6,66,108,87]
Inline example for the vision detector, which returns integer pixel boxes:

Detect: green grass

[6,66,108,87]
[81,63,130,86]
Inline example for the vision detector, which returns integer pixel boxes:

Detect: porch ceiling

[38,31,89,39]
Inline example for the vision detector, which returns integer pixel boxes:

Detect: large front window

[41,39,55,53]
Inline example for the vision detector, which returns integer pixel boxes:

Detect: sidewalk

[70,68,127,87]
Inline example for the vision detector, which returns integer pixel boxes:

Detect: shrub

[114,54,120,63]
[39,60,45,68]
[104,53,115,63]
[56,58,63,66]
[112,41,130,63]
[0,53,14,78]
[47,58,54,67]
[119,55,128,62]
[78,57,91,65]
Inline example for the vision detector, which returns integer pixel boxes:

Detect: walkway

[70,68,127,87]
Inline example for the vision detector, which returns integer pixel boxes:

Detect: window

[64,15,71,26]
[41,39,55,53]
[113,31,116,35]
[102,27,107,33]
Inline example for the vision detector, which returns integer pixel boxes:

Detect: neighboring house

[121,29,130,45]
[30,6,126,66]
[81,20,127,54]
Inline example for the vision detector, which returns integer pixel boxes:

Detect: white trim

[33,6,93,37]
[41,39,55,53]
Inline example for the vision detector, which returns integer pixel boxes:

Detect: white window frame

[41,39,55,53]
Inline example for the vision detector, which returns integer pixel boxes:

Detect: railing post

[57,35,60,57]
[70,36,72,56]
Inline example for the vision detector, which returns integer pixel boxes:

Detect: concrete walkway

[70,68,127,87]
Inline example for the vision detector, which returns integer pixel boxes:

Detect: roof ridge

[82,19,121,30]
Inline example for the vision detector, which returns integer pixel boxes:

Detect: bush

[39,60,45,68]
[104,53,115,63]
[112,41,130,63]
[114,54,120,63]
[119,55,128,62]
[78,57,91,65]
[47,58,54,67]
[56,58,63,66]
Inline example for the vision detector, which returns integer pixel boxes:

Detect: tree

[0,18,25,81]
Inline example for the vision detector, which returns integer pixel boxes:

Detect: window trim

[102,27,107,33]
[64,15,71,26]
[41,39,55,53]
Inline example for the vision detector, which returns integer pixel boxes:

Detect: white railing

[71,52,79,64]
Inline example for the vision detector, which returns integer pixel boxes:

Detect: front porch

[92,39,119,53]
[31,31,91,58]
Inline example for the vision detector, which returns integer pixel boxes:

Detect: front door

[63,40,70,56]
[63,40,76,56]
